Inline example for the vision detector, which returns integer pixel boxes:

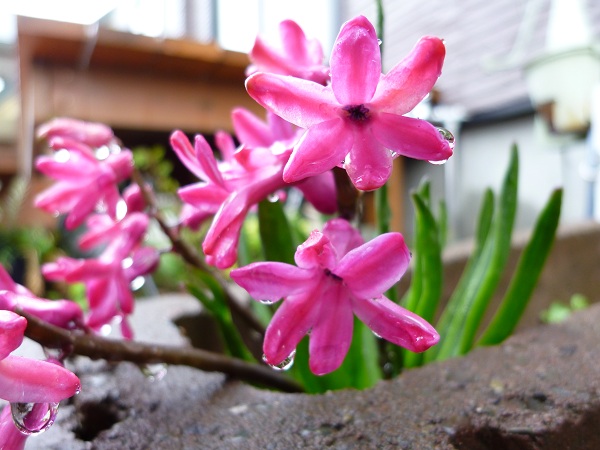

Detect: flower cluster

[0,12,452,445]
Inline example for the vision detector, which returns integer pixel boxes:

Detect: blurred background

[0,0,599,243]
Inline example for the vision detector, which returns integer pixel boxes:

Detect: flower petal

[263,290,320,366]
[293,170,337,215]
[246,73,338,128]
[336,232,410,299]
[294,231,337,269]
[352,296,439,352]
[330,15,381,105]
[371,36,446,114]
[231,108,273,148]
[0,355,80,403]
[0,311,26,359]
[344,127,393,191]
[231,262,314,302]
[372,113,453,163]
[322,218,364,260]
[308,282,354,375]
[283,119,351,183]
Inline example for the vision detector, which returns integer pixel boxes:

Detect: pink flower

[247,19,329,84]
[231,218,439,375]
[246,15,453,191]
[173,108,336,269]
[37,117,114,148]
[0,310,80,403]
[35,137,133,230]
[0,311,80,448]
[0,264,83,329]
[42,213,158,338]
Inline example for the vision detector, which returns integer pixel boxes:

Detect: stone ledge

[24,294,600,449]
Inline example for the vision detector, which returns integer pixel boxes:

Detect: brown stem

[333,167,361,221]
[130,169,265,335]
[20,310,303,393]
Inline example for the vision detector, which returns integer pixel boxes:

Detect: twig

[129,169,265,335]
[20,310,303,393]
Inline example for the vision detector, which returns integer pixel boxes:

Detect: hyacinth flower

[174,108,336,269]
[42,213,159,338]
[247,19,329,84]
[0,264,83,330]
[35,136,133,230]
[246,15,454,191]
[37,117,115,149]
[231,218,439,375]
[0,310,81,448]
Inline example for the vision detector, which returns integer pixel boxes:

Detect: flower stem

[19,310,303,393]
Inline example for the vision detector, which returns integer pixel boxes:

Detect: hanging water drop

[436,127,455,150]
[377,38,383,46]
[267,193,280,203]
[258,299,274,305]
[141,363,168,381]
[263,350,296,371]
[372,331,382,339]
[95,145,111,160]
[429,158,448,166]
[11,402,59,436]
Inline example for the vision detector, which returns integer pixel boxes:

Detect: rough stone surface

[22,293,600,450]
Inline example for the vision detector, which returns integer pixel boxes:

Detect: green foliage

[540,294,589,324]
[132,144,179,194]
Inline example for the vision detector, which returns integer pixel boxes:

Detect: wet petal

[322,218,364,260]
[263,290,320,366]
[371,36,446,114]
[336,232,410,299]
[246,72,338,128]
[344,128,392,191]
[283,118,351,183]
[231,262,315,302]
[0,356,80,403]
[308,283,353,375]
[294,231,337,269]
[330,15,381,105]
[353,296,439,352]
[372,113,453,162]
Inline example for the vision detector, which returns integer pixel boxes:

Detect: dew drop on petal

[54,149,71,163]
[11,402,59,436]
[436,127,455,150]
[263,350,296,371]
[95,146,111,160]
[267,193,279,203]
[258,299,274,305]
[140,363,168,382]
[429,158,448,166]
[130,275,146,291]
[372,331,382,339]
[377,39,383,46]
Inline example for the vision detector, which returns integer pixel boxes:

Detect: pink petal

[283,118,351,183]
[330,15,381,105]
[344,127,393,191]
[0,311,26,359]
[308,282,354,375]
[214,130,237,162]
[352,296,439,352]
[0,355,80,403]
[35,153,98,181]
[2,292,83,329]
[0,406,27,450]
[294,231,337,270]
[322,218,364,260]
[231,262,314,302]
[246,73,339,129]
[125,247,160,280]
[37,117,114,148]
[0,265,18,292]
[170,130,218,182]
[371,36,446,114]
[372,113,453,162]
[293,170,337,215]
[178,183,230,211]
[336,232,410,299]
[194,135,225,186]
[231,108,273,148]
[279,19,318,65]
[263,290,320,366]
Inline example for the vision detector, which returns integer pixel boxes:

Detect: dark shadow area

[72,397,127,442]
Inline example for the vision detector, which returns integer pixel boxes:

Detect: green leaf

[258,199,296,264]
[402,192,443,368]
[477,188,562,345]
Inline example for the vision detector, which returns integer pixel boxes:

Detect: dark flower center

[343,104,370,122]
[324,268,343,282]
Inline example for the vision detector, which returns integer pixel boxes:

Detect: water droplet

[121,257,134,269]
[429,158,448,166]
[11,402,59,436]
[258,299,274,305]
[54,149,70,163]
[377,39,383,46]
[267,193,279,203]
[95,146,111,160]
[436,127,455,150]
[372,331,382,339]
[130,275,145,291]
[263,350,296,371]
[141,363,168,381]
